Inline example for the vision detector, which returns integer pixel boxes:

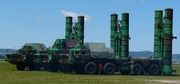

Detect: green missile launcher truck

[5,8,176,76]
[6,43,48,71]
[48,8,176,75]
[47,15,132,74]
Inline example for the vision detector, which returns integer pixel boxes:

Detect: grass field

[0,61,180,84]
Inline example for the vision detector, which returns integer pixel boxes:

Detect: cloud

[123,0,147,4]
[139,0,146,4]
[61,10,91,22]
[36,16,44,22]
[124,0,129,3]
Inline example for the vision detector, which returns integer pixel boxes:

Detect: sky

[0,0,179,53]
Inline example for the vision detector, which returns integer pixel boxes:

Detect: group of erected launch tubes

[154,8,176,75]
[6,8,176,75]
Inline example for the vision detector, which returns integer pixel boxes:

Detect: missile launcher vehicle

[6,43,48,71]
[47,15,131,74]
[48,8,176,75]
[6,8,176,75]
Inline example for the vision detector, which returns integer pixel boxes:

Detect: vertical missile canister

[77,16,85,46]
[162,8,173,75]
[65,16,73,39]
[117,32,121,58]
[121,13,129,59]
[110,14,118,56]
[154,10,163,60]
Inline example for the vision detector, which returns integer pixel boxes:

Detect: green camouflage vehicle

[6,8,176,75]
[6,43,48,71]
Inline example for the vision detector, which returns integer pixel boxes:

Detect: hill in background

[0,49,16,59]
[130,51,180,64]
[0,49,179,64]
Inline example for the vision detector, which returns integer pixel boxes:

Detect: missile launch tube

[110,14,118,56]
[77,16,85,46]
[162,8,173,75]
[154,10,163,60]
[121,13,129,59]
[65,16,73,39]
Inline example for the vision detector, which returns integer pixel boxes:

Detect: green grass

[0,61,180,84]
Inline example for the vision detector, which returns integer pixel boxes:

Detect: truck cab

[6,43,48,71]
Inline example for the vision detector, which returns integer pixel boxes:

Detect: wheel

[132,63,144,75]
[148,63,161,75]
[16,63,25,71]
[84,62,97,74]
[103,62,116,74]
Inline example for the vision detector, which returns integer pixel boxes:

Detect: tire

[84,62,97,74]
[16,63,25,71]
[103,62,116,74]
[132,63,144,75]
[148,63,161,75]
